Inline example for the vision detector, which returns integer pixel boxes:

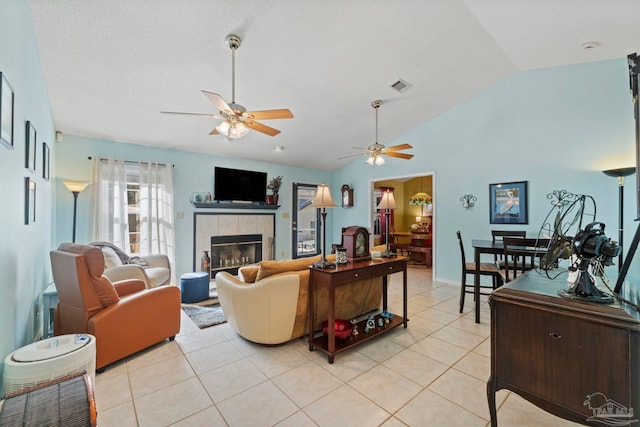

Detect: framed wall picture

[489,181,528,224]
[42,142,50,181]
[25,121,36,171]
[0,72,14,149]
[24,177,36,224]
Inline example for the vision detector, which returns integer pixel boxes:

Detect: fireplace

[209,234,262,278]
[193,212,275,278]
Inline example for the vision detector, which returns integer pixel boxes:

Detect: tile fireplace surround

[193,213,276,272]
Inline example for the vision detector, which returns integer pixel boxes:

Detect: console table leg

[487,376,497,427]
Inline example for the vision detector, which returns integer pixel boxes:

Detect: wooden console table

[308,256,408,363]
[488,271,640,426]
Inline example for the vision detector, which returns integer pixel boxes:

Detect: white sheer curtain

[138,162,175,265]
[89,157,130,248]
[89,158,175,275]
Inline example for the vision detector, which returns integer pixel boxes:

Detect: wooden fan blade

[209,128,220,135]
[246,120,281,136]
[385,151,414,159]
[161,111,224,119]
[201,90,232,113]
[384,143,413,152]
[246,109,293,120]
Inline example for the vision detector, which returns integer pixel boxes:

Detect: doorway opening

[370,172,435,273]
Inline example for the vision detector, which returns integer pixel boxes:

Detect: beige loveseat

[215,254,383,345]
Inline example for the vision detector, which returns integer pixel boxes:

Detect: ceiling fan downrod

[225,34,241,104]
[372,100,381,145]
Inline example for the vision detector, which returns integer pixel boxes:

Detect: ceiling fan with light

[339,100,414,165]
[161,34,293,139]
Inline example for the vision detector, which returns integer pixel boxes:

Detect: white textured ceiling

[28,0,640,171]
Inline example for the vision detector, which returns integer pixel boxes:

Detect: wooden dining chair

[457,231,505,313]
[502,237,551,282]
[388,224,407,255]
[491,230,526,269]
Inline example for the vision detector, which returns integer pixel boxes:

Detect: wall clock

[342,226,371,262]
[341,184,354,208]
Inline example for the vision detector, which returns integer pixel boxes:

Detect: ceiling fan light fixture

[375,154,385,165]
[216,120,231,135]
[223,121,250,139]
[366,155,375,165]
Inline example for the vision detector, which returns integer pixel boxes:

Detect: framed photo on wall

[24,177,36,224]
[0,72,14,149]
[42,142,50,181]
[25,121,36,171]
[489,181,528,224]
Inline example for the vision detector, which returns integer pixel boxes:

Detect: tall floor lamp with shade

[311,183,337,269]
[63,181,90,243]
[602,167,637,272]
[376,189,397,257]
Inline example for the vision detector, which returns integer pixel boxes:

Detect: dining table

[471,238,549,323]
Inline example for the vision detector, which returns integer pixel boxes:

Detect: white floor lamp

[63,181,89,243]
[376,189,397,257]
[312,183,337,268]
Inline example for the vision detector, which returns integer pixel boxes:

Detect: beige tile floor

[94,267,582,427]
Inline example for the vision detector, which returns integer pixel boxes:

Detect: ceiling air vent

[391,79,412,93]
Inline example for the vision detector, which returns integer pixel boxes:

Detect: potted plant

[268,176,283,205]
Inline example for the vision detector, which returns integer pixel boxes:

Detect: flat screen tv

[214,167,267,203]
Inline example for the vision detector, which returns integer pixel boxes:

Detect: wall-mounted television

[214,167,267,203]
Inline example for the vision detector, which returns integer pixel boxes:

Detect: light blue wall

[332,59,636,284]
[0,0,56,382]
[54,136,332,277]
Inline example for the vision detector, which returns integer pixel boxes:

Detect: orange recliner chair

[50,243,181,371]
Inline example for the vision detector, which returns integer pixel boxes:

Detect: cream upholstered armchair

[216,271,300,345]
[89,242,171,288]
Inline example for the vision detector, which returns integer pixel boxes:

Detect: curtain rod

[87,156,174,167]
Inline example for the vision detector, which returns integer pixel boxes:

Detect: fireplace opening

[210,234,262,279]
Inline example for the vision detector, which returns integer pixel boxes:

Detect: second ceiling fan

[339,100,413,165]
[161,34,293,139]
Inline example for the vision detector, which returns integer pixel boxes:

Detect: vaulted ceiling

[28,0,640,171]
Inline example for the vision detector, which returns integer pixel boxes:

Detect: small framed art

[0,72,14,149]
[42,142,50,181]
[25,177,36,224]
[489,181,528,224]
[25,121,36,171]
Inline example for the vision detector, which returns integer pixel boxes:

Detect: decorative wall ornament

[460,194,476,209]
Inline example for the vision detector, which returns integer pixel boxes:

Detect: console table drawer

[330,269,373,285]
[373,261,405,276]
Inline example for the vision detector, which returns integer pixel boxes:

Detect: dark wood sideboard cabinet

[488,271,640,426]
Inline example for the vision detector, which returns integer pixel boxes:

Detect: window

[89,158,175,267]
[126,165,141,254]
